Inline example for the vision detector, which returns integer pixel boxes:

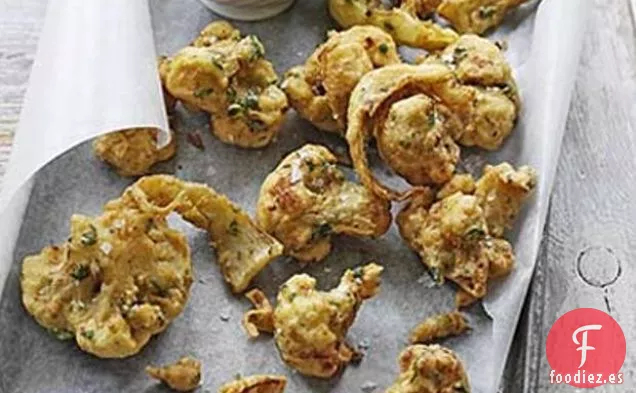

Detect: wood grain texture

[0,0,634,391]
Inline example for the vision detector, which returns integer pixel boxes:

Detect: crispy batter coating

[273,263,383,377]
[281,26,400,133]
[438,0,529,34]
[93,129,176,176]
[21,176,282,358]
[116,175,283,293]
[146,357,202,392]
[346,36,519,200]
[328,0,458,51]
[242,288,274,338]
[256,144,391,262]
[397,163,534,302]
[474,163,537,237]
[409,311,469,344]
[385,345,471,393]
[219,375,287,393]
[161,21,288,148]
[378,94,462,186]
[422,35,520,150]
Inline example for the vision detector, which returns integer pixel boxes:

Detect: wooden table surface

[1,0,634,391]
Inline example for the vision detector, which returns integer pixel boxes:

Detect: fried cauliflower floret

[256,144,391,262]
[21,176,282,359]
[161,21,288,148]
[21,198,193,358]
[93,129,176,176]
[409,311,469,344]
[377,94,461,185]
[328,0,458,51]
[146,357,202,392]
[425,35,520,150]
[474,163,537,237]
[219,375,287,393]
[437,0,529,34]
[116,175,283,293]
[385,345,471,393]
[398,191,511,299]
[273,263,383,377]
[281,26,400,133]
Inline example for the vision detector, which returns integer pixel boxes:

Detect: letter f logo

[572,324,602,368]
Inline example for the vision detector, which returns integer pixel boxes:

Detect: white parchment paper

[0,0,169,294]
[0,1,589,392]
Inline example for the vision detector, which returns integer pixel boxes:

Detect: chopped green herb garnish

[70,264,89,281]
[478,5,497,19]
[227,103,243,116]
[464,226,486,241]
[311,223,332,240]
[80,225,97,246]
[352,266,365,280]
[453,46,468,64]
[428,111,436,129]
[247,118,267,132]
[81,330,95,340]
[378,43,389,54]
[248,35,265,61]
[242,91,260,110]
[211,59,224,70]
[49,328,73,341]
[228,220,239,236]
[194,87,214,98]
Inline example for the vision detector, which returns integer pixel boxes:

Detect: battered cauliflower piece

[437,0,530,34]
[422,35,520,150]
[409,311,469,344]
[93,128,176,176]
[116,175,283,293]
[219,375,287,393]
[242,288,274,338]
[273,263,383,377]
[377,94,462,186]
[385,345,471,393]
[474,163,537,237]
[146,357,202,392]
[281,26,400,133]
[397,163,534,302]
[161,21,288,148]
[328,0,458,51]
[256,144,391,262]
[21,176,282,358]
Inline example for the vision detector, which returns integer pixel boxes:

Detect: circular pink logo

[546,308,626,387]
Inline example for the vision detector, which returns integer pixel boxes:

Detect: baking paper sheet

[0,1,588,392]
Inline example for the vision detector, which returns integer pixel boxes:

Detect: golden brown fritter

[377,94,462,186]
[256,144,391,262]
[328,0,458,51]
[219,375,287,393]
[437,0,529,34]
[161,21,288,148]
[273,263,383,377]
[474,163,537,237]
[422,35,520,150]
[397,163,535,303]
[21,176,282,358]
[242,288,274,338]
[146,357,202,392]
[281,26,400,133]
[409,311,469,344]
[93,129,176,177]
[385,345,471,393]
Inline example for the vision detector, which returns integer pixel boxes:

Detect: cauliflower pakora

[93,128,176,177]
[244,263,383,377]
[437,0,530,34]
[21,176,282,358]
[256,144,391,262]
[397,164,535,304]
[328,0,458,51]
[346,35,519,200]
[146,357,202,392]
[281,26,400,133]
[219,375,287,393]
[385,345,471,393]
[409,311,469,344]
[161,21,288,148]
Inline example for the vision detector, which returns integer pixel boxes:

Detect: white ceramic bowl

[199,0,295,21]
